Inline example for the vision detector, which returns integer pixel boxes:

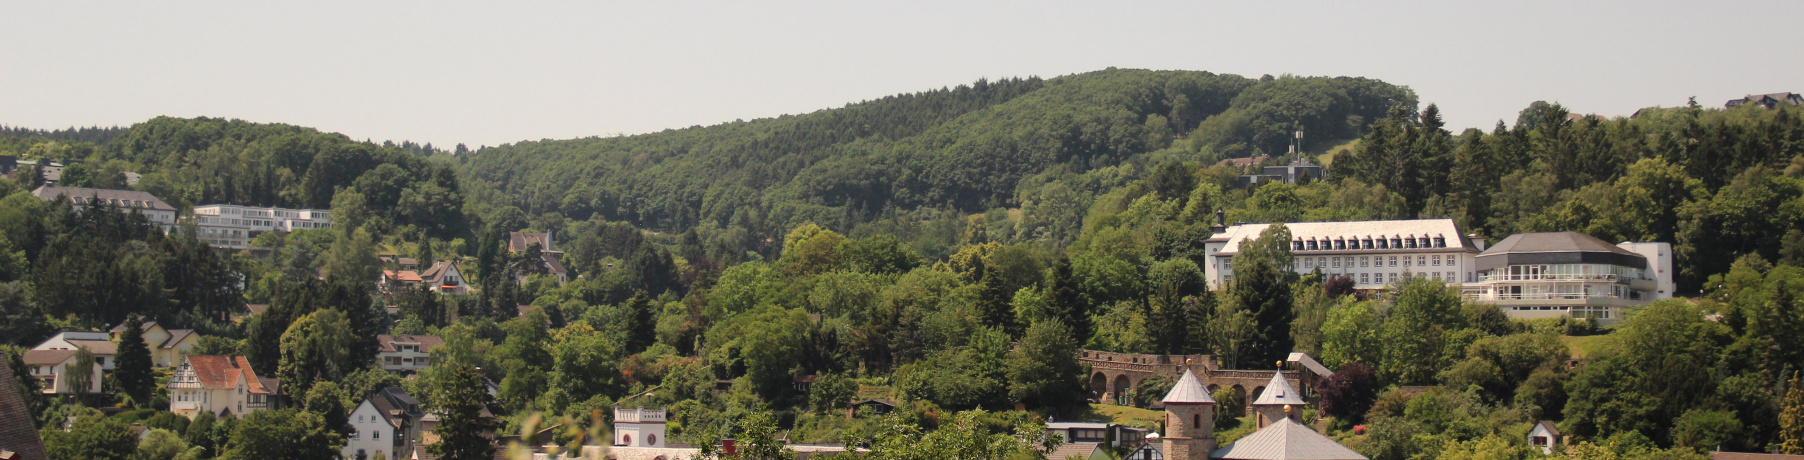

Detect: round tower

[1162,368,1217,460]
[1251,369,1306,429]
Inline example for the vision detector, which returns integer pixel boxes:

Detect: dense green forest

[7,68,1804,459]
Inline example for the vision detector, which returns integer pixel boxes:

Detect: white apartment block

[1463,232,1672,325]
[191,204,332,248]
[376,335,442,373]
[1203,219,1486,290]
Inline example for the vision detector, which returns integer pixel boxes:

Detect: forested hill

[459,69,1414,247]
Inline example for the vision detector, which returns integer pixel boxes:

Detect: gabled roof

[1253,372,1305,406]
[378,335,445,353]
[160,330,196,349]
[420,260,459,283]
[0,357,48,460]
[541,254,567,276]
[1532,420,1560,437]
[183,356,275,394]
[62,340,116,356]
[1210,417,1366,460]
[384,270,423,283]
[21,350,76,366]
[508,231,552,253]
[1162,369,1215,405]
[110,321,164,334]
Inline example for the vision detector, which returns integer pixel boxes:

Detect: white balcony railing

[1478,274,1624,283]
[1464,292,1627,301]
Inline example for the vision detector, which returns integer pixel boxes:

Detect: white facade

[1203,219,1485,290]
[1462,233,1672,325]
[345,400,397,460]
[32,332,116,370]
[191,204,332,248]
[22,350,103,395]
[614,407,668,448]
[168,356,277,419]
[376,335,442,373]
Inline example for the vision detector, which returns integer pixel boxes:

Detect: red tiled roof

[384,270,424,283]
[184,356,275,395]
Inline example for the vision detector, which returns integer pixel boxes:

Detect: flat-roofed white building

[1463,232,1672,325]
[191,204,332,248]
[1203,219,1487,290]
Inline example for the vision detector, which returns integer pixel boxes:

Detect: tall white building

[191,204,332,248]
[1463,232,1672,325]
[1202,219,1487,290]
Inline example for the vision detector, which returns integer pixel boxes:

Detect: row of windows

[1349,271,1465,284]
[72,196,155,209]
[1292,235,1448,251]
[1301,254,1460,270]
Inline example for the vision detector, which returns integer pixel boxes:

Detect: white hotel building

[1203,218,1487,290]
[191,204,332,248]
[1203,219,1673,325]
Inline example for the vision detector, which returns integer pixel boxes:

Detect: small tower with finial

[1251,362,1306,428]
[1162,364,1216,460]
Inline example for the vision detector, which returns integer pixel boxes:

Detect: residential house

[1726,92,1803,109]
[21,350,102,395]
[507,231,554,253]
[31,186,177,231]
[1462,232,1672,325]
[344,387,425,460]
[1203,219,1486,290]
[377,335,443,373]
[1528,420,1561,455]
[168,356,279,419]
[0,357,49,460]
[31,332,116,370]
[419,261,468,294]
[380,270,425,300]
[109,321,200,368]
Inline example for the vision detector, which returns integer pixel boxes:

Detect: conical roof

[1209,417,1366,460]
[1252,371,1305,406]
[1162,369,1215,404]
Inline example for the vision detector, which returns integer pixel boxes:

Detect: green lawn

[1083,404,1164,430]
[1561,334,1618,359]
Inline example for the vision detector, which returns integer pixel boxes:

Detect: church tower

[1162,368,1217,460]
[1252,370,1306,428]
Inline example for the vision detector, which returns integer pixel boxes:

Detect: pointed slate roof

[1162,369,1215,405]
[1210,417,1366,460]
[1253,372,1305,406]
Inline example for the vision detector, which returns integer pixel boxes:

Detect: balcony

[1477,274,1622,283]
[1465,292,1620,301]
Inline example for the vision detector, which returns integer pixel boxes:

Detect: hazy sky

[4,1,1800,149]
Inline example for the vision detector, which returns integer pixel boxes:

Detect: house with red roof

[167,355,281,419]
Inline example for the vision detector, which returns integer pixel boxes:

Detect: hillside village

[3,72,1804,460]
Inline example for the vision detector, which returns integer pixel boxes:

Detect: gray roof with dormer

[1253,371,1305,406]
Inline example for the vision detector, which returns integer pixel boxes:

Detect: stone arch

[1112,374,1132,405]
[1207,384,1220,393]
[1090,372,1109,401]
[1252,386,1266,404]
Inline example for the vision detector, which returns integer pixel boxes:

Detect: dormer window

[1405,236,1418,249]
[1391,237,1403,248]
[1334,239,1346,250]
[1292,240,1304,251]
[1306,240,1318,251]
[1376,238,1388,249]
[1363,238,1374,249]
[1434,237,1446,248]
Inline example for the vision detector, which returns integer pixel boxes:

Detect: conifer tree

[1783,373,1804,454]
[428,362,497,460]
[113,315,154,404]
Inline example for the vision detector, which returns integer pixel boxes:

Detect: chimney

[1467,234,1486,251]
